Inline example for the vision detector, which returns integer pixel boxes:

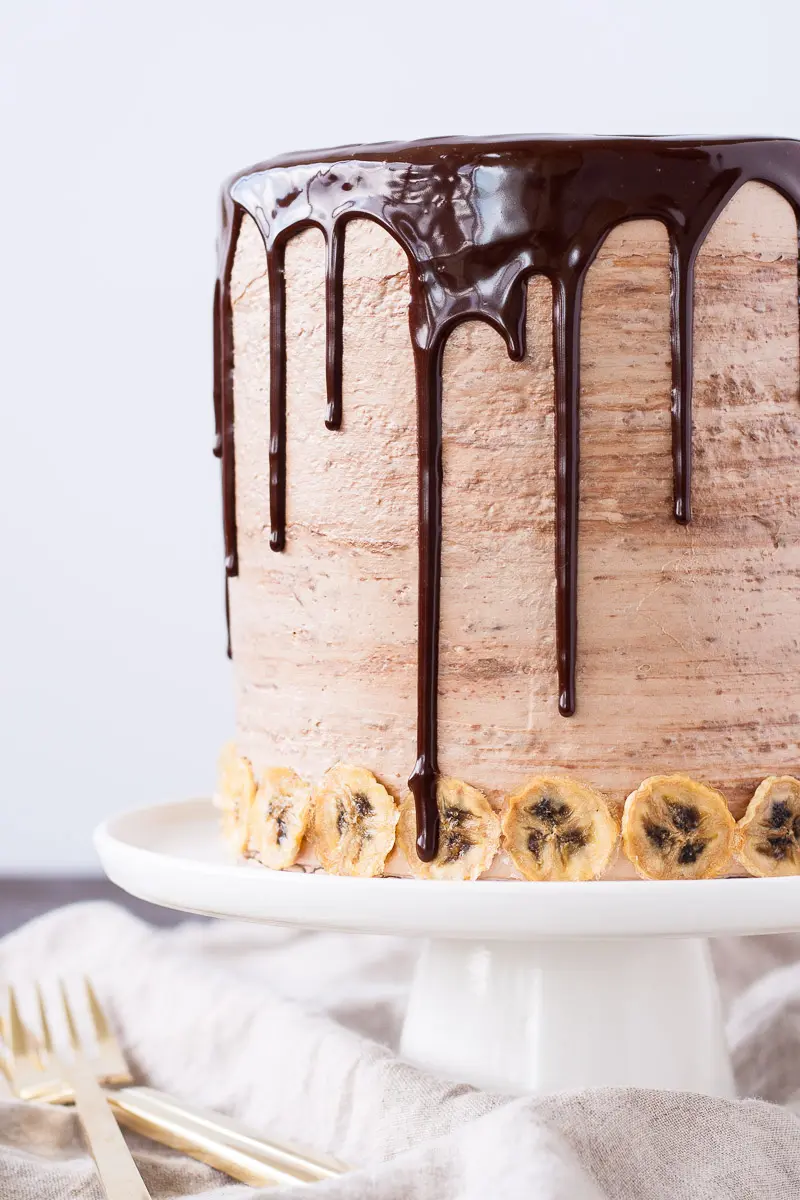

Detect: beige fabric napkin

[1,902,800,1198]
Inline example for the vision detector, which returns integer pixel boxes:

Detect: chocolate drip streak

[324,226,344,431]
[408,335,445,860]
[267,242,287,552]
[214,136,800,860]
[214,195,243,655]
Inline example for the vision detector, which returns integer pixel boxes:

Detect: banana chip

[248,767,313,870]
[502,776,619,881]
[622,774,734,880]
[311,764,398,877]
[736,776,800,877]
[398,778,500,880]
[214,741,256,857]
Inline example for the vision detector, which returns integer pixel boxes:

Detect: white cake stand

[94,799,800,1098]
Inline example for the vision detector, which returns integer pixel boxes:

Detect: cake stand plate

[95,799,800,1098]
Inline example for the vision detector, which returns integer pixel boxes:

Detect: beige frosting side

[229,181,800,858]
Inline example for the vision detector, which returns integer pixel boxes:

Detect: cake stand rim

[94,797,800,941]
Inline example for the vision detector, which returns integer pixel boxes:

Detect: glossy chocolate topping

[214,135,800,860]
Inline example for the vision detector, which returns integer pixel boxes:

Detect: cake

[212,136,800,882]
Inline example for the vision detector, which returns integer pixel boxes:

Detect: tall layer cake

[213,136,800,883]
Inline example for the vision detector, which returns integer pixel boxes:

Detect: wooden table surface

[0,878,197,938]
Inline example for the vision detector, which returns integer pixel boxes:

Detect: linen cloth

[1,903,800,1198]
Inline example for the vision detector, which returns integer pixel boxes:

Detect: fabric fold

[1,902,799,1198]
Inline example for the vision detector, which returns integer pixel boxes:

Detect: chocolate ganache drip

[214,135,800,861]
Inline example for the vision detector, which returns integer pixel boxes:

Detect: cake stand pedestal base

[97,800,800,1097]
[401,936,734,1095]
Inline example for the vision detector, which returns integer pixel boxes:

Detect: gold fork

[6,983,152,1200]
[3,980,346,1188]
[0,1033,13,1100]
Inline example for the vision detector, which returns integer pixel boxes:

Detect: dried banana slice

[213,741,256,857]
[248,767,313,870]
[736,776,800,877]
[622,774,734,880]
[311,764,398,877]
[502,776,619,882]
[398,778,500,880]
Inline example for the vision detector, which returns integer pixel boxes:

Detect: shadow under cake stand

[95,798,798,1098]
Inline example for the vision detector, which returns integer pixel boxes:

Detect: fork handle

[106,1085,345,1188]
[63,1061,152,1200]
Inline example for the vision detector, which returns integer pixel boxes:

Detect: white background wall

[1,0,799,872]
